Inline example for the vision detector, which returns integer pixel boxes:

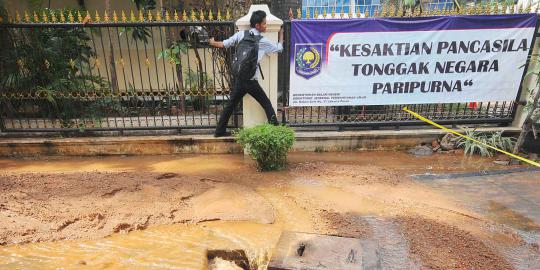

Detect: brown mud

[0,152,538,269]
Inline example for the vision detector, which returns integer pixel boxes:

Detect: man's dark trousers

[215,79,278,135]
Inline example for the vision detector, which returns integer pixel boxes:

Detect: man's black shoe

[213,131,232,138]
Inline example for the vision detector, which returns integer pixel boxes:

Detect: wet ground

[0,152,539,269]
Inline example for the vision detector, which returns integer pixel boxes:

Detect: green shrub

[457,130,516,157]
[235,124,296,171]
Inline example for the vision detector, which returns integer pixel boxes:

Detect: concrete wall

[0,127,521,156]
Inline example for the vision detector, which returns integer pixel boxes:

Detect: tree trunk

[105,0,120,93]
[191,34,207,114]
[513,86,540,154]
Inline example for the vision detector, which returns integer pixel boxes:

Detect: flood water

[0,152,538,269]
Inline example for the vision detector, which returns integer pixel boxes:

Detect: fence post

[236,5,283,128]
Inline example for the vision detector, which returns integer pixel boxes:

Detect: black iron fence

[0,10,238,132]
[1,6,538,133]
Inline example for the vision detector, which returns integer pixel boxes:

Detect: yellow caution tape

[403,107,540,167]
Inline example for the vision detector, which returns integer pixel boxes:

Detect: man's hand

[209,37,225,48]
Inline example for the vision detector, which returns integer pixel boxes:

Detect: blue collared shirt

[222,28,283,80]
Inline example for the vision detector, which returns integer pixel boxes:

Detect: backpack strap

[254,34,264,80]
[258,64,265,80]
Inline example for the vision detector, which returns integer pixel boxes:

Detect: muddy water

[0,152,526,269]
[0,222,280,269]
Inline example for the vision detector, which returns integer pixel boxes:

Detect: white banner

[289,16,537,106]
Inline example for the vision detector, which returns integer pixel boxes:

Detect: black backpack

[231,30,264,81]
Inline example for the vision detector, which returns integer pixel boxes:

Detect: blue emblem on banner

[295,44,322,79]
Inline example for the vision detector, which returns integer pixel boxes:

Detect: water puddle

[488,201,540,232]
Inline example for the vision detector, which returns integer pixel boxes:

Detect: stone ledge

[0,127,521,157]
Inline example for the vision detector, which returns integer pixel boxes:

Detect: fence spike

[67,11,76,22]
[77,11,83,22]
[209,10,214,21]
[494,1,499,14]
[218,9,222,20]
[415,7,422,16]
[130,10,136,22]
[324,8,328,18]
[297,8,301,19]
[226,9,231,20]
[85,10,91,22]
[42,11,48,22]
[24,11,30,23]
[44,59,50,69]
[331,7,336,18]
[111,11,117,22]
[306,8,310,19]
[182,10,187,21]
[147,10,153,21]
[190,9,196,21]
[51,10,58,22]
[365,9,370,18]
[525,0,532,13]
[312,8,317,19]
[518,3,524,13]
[397,5,403,17]
[34,12,40,22]
[60,11,66,22]
[200,9,205,21]
[348,8,353,18]
[138,10,144,21]
[15,11,21,23]
[95,10,101,22]
[380,4,386,17]
[289,8,293,20]
[356,8,360,18]
[510,3,515,14]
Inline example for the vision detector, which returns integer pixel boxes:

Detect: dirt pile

[0,171,274,245]
[291,162,405,185]
[314,209,372,239]
[396,216,514,270]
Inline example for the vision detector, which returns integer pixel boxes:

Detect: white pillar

[236,5,283,128]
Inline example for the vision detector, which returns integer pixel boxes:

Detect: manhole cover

[268,231,381,270]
